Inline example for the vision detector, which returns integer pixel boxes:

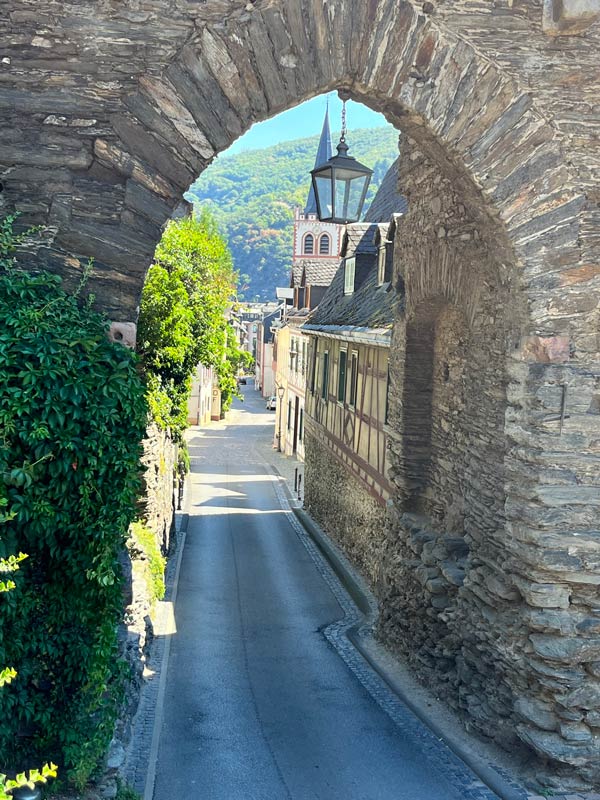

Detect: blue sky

[223,94,390,156]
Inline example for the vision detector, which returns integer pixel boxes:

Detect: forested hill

[186,126,399,301]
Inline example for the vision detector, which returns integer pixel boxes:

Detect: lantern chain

[341,99,347,143]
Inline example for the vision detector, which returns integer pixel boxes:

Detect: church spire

[304,103,333,215]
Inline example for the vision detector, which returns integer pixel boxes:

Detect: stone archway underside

[2,0,600,784]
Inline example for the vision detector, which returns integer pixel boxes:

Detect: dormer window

[319,233,331,255]
[344,256,356,295]
[303,233,314,255]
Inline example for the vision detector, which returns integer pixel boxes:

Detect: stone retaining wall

[139,422,177,554]
[380,138,600,788]
[304,432,387,589]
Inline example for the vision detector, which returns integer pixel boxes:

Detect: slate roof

[364,157,408,223]
[291,258,338,288]
[261,308,281,343]
[305,224,399,333]
[341,223,381,257]
[291,262,303,287]
[302,260,339,286]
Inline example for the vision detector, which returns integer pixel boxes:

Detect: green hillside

[186,126,399,300]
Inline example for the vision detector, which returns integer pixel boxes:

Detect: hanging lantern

[310,99,373,224]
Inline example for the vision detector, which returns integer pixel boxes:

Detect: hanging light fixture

[310,95,373,224]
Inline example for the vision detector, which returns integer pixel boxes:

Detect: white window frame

[377,245,387,286]
[344,257,356,295]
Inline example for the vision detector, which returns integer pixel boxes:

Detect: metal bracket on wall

[544,384,569,435]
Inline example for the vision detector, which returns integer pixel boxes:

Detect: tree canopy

[138,212,248,433]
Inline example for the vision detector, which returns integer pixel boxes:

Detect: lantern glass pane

[333,172,369,222]
[314,175,333,218]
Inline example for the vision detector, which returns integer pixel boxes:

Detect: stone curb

[141,487,191,800]
[120,479,191,799]
[290,501,531,800]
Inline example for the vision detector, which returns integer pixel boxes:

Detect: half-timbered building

[303,219,401,584]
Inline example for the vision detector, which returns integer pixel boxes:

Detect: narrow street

[150,387,498,800]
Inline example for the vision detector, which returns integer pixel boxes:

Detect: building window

[344,257,356,295]
[309,338,318,393]
[303,233,314,255]
[337,350,347,403]
[299,408,304,442]
[287,400,292,430]
[321,351,329,401]
[301,340,307,375]
[319,233,331,255]
[377,245,387,286]
[349,351,359,407]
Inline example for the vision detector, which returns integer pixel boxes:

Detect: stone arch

[0,0,587,332]
[2,0,600,782]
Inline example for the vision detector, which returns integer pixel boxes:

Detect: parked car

[237,376,247,385]
[266,396,277,410]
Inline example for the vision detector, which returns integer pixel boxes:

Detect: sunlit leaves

[138,211,238,438]
[0,762,58,800]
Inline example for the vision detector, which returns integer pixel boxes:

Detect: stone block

[518,335,570,363]
[109,321,137,349]
[585,710,600,728]
[527,609,576,635]
[426,577,449,594]
[517,725,594,766]
[421,539,445,565]
[576,617,600,635]
[440,561,465,587]
[530,634,600,663]
[559,722,593,742]
[514,696,558,731]
[415,564,440,585]
[559,682,600,710]
[557,707,584,722]
[484,572,520,601]
[515,577,571,609]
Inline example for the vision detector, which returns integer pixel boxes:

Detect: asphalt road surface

[152,387,494,800]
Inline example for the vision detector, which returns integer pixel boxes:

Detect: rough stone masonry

[0,0,599,787]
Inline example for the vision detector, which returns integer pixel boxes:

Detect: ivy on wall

[0,217,148,788]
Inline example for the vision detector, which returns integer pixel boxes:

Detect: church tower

[292,106,343,278]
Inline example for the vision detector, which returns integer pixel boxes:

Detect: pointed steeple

[304,102,333,215]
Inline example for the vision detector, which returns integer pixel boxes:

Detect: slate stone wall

[139,422,176,555]
[378,138,600,787]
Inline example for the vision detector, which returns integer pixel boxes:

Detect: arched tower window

[319,233,331,255]
[303,233,314,255]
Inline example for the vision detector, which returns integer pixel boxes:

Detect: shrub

[0,217,148,787]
